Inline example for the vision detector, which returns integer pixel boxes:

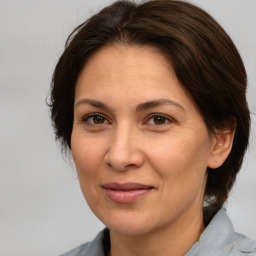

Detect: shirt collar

[186,206,236,255]
[84,206,255,256]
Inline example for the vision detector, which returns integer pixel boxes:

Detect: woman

[49,0,256,255]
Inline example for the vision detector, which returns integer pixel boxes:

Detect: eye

[147,114,173,126]
[82,113,109,125]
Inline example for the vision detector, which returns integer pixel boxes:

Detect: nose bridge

[114,122,132,149]
[105,122,143,171]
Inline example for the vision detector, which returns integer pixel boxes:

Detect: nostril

[105,155,144,171]
[104,138,144,171]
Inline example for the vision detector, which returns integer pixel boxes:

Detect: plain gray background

[0,0,255,255]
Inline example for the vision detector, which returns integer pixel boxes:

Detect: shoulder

[187,207,256,256]
[231,232,256,255]
[59,229,108,256]
[216,208,256,255]
[60,242,90,256]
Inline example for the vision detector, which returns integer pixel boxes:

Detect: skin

[71,44,234,256]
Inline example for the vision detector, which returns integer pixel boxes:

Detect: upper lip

[102,183,154,191]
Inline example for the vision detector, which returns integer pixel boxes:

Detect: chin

[96,208,158,237]
[108,221,155,237]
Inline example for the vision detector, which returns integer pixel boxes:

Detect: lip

[102,183,154,204]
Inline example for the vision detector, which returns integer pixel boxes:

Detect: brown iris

[93,115,105,124]
[153,116,166,125]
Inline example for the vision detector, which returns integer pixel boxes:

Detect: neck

[109,206,205,256]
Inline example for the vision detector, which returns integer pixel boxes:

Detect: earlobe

[207,129,235,169]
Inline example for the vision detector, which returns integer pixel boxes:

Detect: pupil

[94,116,104,124]
[154,116,165,125]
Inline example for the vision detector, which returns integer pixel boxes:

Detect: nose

[104,126,144,171]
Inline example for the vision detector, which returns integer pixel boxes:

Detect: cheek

[71,133,106,210]
[71,132,108,200]
[72,133,104,172]
[148,134,199,171]
[147,133,209,191]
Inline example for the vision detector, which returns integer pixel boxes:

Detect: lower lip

[103,188,153,203]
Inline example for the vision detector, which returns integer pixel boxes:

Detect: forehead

[77,44,173,83]
[75,44,193,110]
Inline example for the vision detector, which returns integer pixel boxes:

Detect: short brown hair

[49,0,250,206]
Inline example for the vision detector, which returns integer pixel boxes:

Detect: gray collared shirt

[60,207,256,256]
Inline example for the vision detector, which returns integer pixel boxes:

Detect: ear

[207,129,235,169]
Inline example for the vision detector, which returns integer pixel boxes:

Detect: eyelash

[80,113,174,127]
[80,113,110,126]
[146,114,174,126]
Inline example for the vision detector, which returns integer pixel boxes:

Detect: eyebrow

[75,98,185,112]
[75,99,112,111]
[136,99,185,112]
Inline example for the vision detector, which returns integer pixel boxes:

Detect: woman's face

[71,44,217,236]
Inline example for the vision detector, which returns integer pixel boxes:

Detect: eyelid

[146,113,175,125]
[80,112,111,125]
[79,112,175,127]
